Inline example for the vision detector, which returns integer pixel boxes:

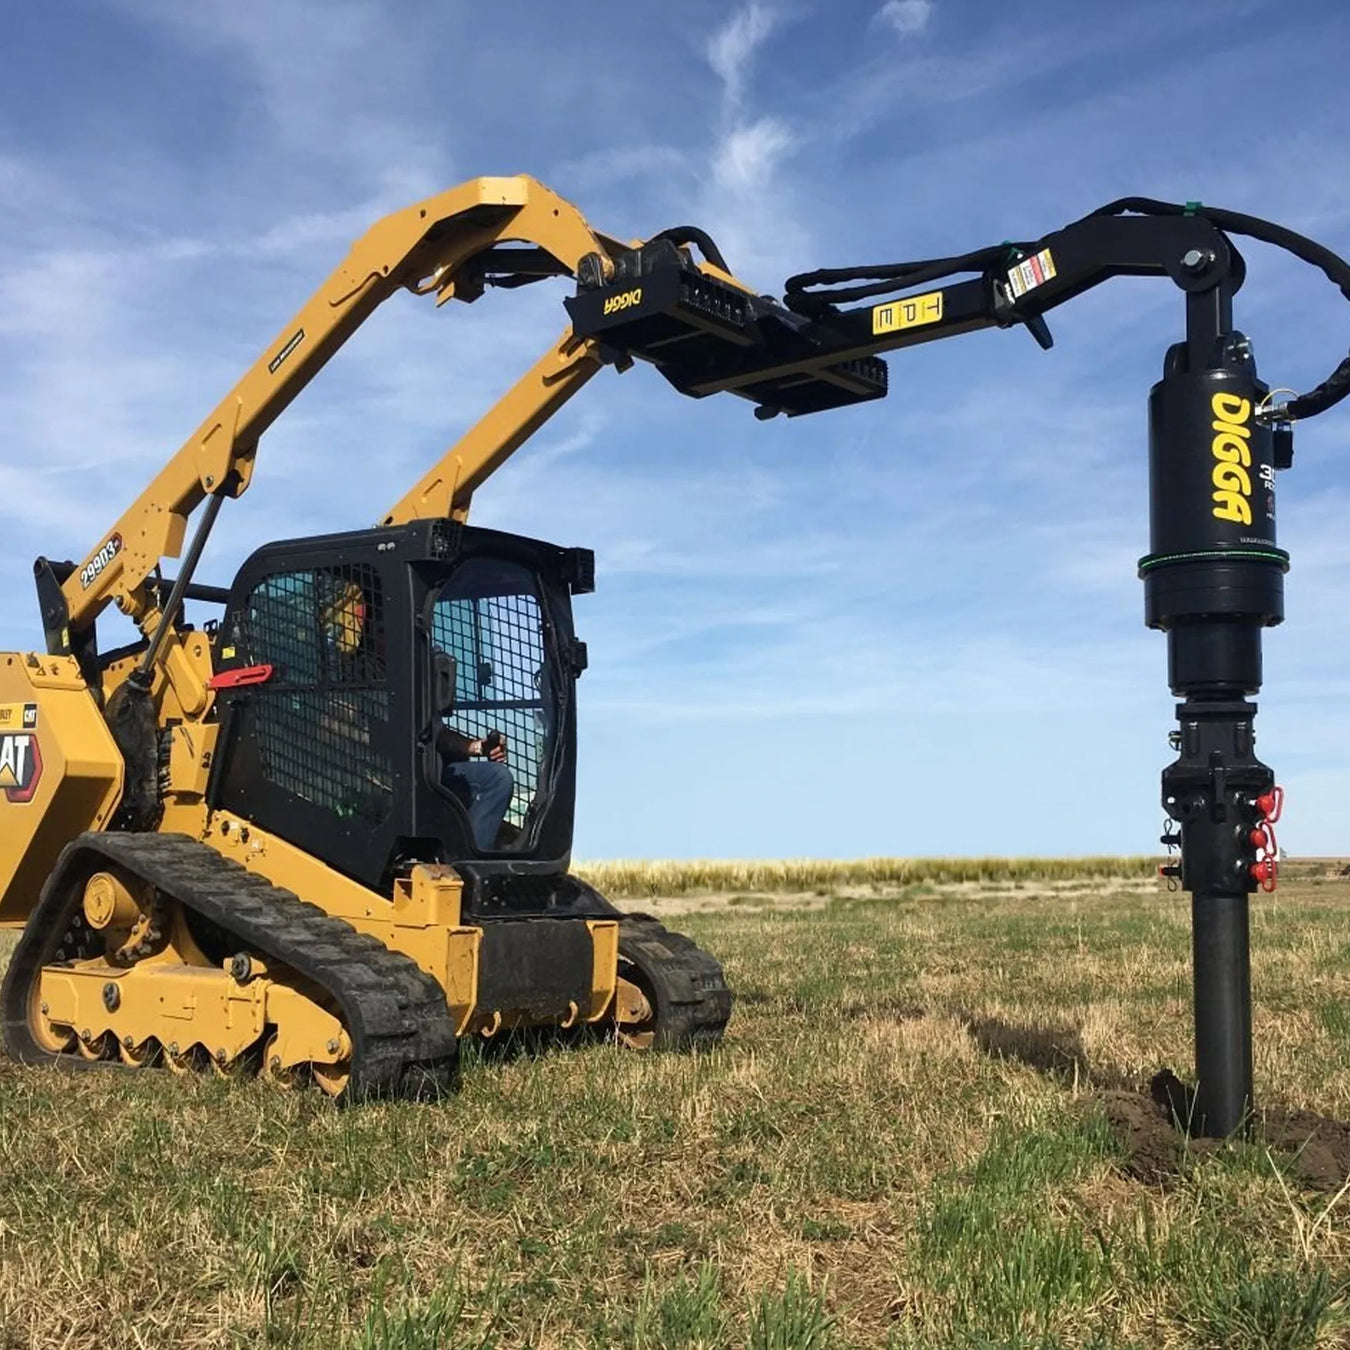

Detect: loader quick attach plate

[0,832,460,1101]
[565,257,888,417]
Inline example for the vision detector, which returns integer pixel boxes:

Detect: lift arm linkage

[54,176,631,642]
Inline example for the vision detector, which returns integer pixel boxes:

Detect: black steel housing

[1140,332,1287,697]
[566,249,889,416]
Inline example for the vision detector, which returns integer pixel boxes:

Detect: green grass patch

[1,869,1349,1346]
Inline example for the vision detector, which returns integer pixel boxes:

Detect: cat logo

[0,733,43,804]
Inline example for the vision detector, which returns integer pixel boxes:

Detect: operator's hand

[472,732,508,762]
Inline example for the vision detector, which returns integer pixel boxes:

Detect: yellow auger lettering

[1211,392,1253,525]
[602,287,643,317]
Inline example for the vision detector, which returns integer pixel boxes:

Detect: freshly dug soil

[944,1009,1350,1191]
[1096,1070,1350,1191]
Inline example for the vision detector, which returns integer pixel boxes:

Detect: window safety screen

[239,566,393,826]
[431,558,554,838]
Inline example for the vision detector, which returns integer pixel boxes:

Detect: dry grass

[574,856,1159,899]
[0,863,1348,1347]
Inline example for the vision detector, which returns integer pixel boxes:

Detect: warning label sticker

[872,290,944,336]
[1007,248,1057,299]
[0,702,37,731]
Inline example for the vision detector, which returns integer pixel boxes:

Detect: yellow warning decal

[872,290,943,336]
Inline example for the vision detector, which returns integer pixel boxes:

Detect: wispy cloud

[691,4,807,281]
[707,2,778,109]
[710,118,797,195]
[875,0,934,38]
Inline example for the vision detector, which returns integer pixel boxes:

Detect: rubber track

[618,915,733,1048]
[1,832,459,1101]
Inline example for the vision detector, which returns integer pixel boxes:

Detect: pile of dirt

[1096,1070,1350,1191]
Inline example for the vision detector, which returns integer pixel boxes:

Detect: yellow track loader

[0,176,887,1097]
[0,179,780,1095]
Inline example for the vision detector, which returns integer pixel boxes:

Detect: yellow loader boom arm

[59,176,629,640]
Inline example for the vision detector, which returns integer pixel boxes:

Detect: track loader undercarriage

[4,833,732,1099]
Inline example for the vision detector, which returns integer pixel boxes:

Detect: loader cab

[206,520,593,899]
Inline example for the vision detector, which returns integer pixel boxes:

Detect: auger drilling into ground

[3,178,1349,1134]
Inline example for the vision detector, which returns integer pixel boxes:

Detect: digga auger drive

[3,179,1349,1129]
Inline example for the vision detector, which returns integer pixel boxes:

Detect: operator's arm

[435,727,476,763]
[436,727,509,763]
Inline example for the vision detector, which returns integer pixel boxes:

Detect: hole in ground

[1098,1070,1350,1192]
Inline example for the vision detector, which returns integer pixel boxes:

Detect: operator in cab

[436,725,513,850]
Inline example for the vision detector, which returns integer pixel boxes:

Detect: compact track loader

[0,179,770,1097]
[0,176,891,1098]
[4,175,1349,1132]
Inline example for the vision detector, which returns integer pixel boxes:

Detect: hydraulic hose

[649,226,731,273]
[1084,198,1350,421]
[785,198,1350,421]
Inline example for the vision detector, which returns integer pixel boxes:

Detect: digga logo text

[1211,392,1253,525]
[602,287,642,316]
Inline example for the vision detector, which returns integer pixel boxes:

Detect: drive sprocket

[113,887,169,965]
[613,915,732,1050]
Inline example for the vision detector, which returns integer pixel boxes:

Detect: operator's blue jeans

[442,760,514,850]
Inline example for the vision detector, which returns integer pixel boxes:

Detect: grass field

[2,859,1350,1348]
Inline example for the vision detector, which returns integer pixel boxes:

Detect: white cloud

[696,5,806,284]
[711,117,797,194]
[876,0,933,38]
[707,2,778,106]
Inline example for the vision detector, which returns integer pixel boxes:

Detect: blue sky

[1,0,1348,859]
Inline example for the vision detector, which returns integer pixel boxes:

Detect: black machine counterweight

[569,196,1350,1137]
